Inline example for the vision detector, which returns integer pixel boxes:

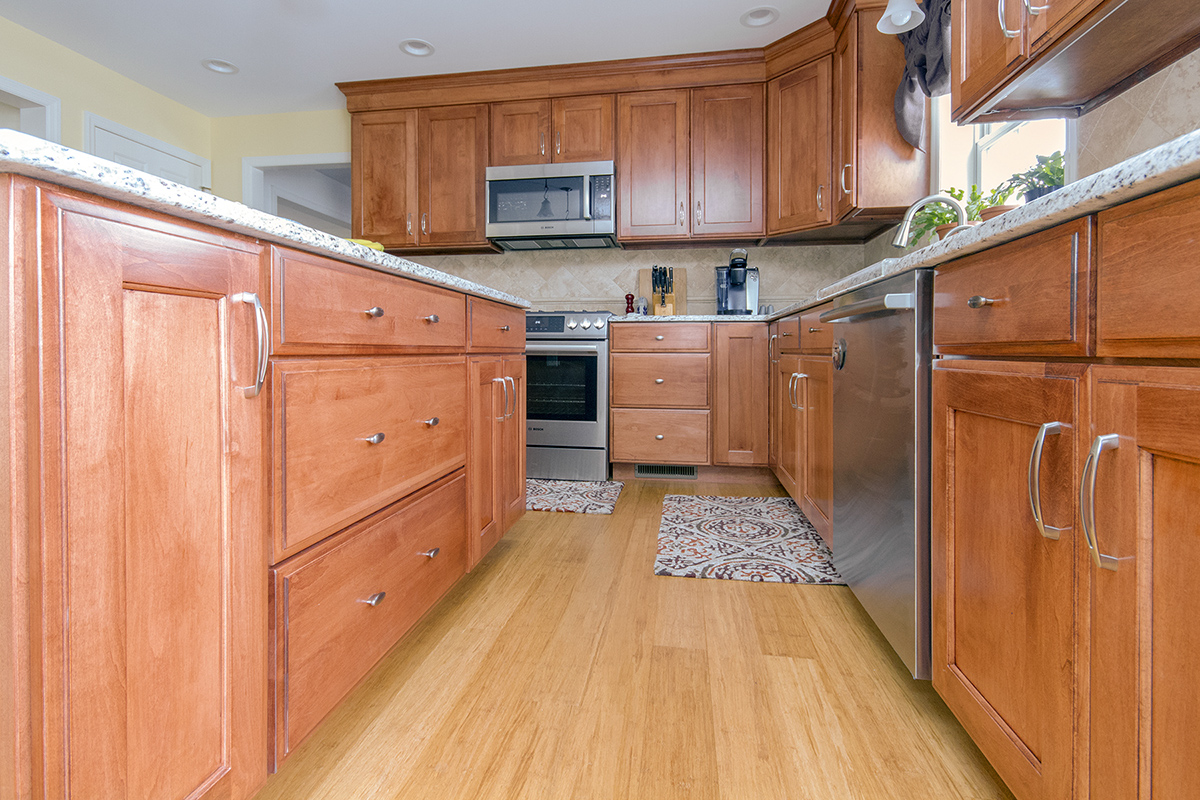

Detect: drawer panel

[1098,179,1200,357]
[934,218,1092,356]
[610,322,710,352]
[800,304,834,355]
[776,315,802,353]
[469,297,526,352]
[274,357,467,559]
[272,472,467,764]
[276,247,466,351]
[611,408,710,464]
[610,353,710,408]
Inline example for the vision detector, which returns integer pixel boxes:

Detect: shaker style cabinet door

[952,0,1028,117]
[352,109,419,247]
[491,99,552,166]
[690,84,764,237]
[767,56,833,234]
[617,89,691,240]
[418,104,490,248]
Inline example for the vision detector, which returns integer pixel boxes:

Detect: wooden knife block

[637,268,687,316]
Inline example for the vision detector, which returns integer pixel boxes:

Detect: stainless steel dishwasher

[819,268,933,680]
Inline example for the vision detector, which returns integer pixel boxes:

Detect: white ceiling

[0,0,830,118]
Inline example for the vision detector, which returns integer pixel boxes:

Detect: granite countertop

[0,130,529,309]
[609,313,771,322]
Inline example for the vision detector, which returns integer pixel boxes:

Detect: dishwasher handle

[818,292,915,323]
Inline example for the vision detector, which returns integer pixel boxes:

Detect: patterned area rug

[654,495,845,584]
[525,479,624,515]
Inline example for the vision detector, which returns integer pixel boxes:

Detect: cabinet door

[931,362,1078,800]
[490,99,551,166]
[953,0,1027,116]
[775,355,804,499]
[1026,0,1104,54]
[690,84,764,237]
[32,185,268,799]
[501,356,527,531]
[767,56,833,234]
[352,109,419,247]
[713,324,768,466]
[767,323,781,470]
[800,357,833,545]
[617,89,690,240]
[833,15,859,221]
[552,94,615,163]
[1088,367,1200,800]
[418,104,489,247]
[468,357,504,567]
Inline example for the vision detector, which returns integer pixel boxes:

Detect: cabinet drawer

[610,353,710,408]
[610,322,710,352]
[800,304,834,355]
[934,218,1092,356]
[274,357,467,559]
[469,297,526,352]
[272,472,467,764]
[610,408,710,464]
[776,315,802,353]
[275,247,466,352]
[1098,179,1200,358]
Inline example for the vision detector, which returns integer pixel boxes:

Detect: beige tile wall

[422,244,865,314]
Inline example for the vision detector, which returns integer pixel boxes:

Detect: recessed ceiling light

[200,58,239,75]
[399,39,435,57]
[740,6,780,27]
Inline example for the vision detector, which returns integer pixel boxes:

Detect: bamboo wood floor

[254,478,1013,800]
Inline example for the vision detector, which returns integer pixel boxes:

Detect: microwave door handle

[583,175,592,220]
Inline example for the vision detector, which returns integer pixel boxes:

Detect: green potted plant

[906,183,1017,247]
[1004,150,1065,203]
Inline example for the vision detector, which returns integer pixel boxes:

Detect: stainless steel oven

[525,311,612,481]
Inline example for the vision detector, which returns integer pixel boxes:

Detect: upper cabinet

[351,104,491,252]
[490,95,615,165]
[767,56,832,235]
[952,0,1200,122]
[617,84,765,242]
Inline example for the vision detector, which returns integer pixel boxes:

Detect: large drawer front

[610,322,711,352]
[610,408,710,464]
[276,247,466,351]
[274,357,466,558]
[934,218,1091,356]
[468,297,526,352]
[272,472,467,764]
[611,353,710,408]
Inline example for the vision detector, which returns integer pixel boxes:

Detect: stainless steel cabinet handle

[655,378,665,384]
[500,325,510,332]
[809,327,822,333]
[358,592,386,607]
[679,201,685,225]
[540,131,545,156]
[1080,434,1121,571]
[1021,0,1049,14]
[841,164,852,195]
[998,0,1019,37]
[421,212,428,235]
[424,314,440,324]
[421,548,440,559]
[232,292,269,398]
[1027,422,1069,540]
[788,373,797,408]
[655,434,665,440]
[555,131,561,155]
[769,333,778,363]
[967,296,998,308]
[407,213,413,235]
[781,331,792,337]
[655,335,665,341]
[696,201,702,225]
[423,417,440,427]
[505,376,517,419]
[365,432,386,445]
[365,306,385,317]
[816,184,824,212]
[493,377,508,421]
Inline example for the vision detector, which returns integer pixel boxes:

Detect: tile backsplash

[421,244,865,314]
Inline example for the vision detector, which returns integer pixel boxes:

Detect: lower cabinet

[468,354,526,567]
[773,354,804,498]
[799,356,833,545]
[270,473,468,765]
[713,323,769,465]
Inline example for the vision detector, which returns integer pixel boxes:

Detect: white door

[85,113,211,190]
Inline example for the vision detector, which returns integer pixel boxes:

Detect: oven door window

[526,353,598,422]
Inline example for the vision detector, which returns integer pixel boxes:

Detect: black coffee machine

[715,248,760,315]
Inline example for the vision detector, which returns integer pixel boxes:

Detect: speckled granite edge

[768,128,1200,320]
[608,314,771,322]
[0,130,529,309]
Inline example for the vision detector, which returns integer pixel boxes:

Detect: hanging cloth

[894,0,952,148]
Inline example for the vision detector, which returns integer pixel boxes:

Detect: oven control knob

[567,320,578,329]
[580,319,591,329]
[594,318,605,329]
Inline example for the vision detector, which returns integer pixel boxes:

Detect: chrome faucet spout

[892,193,968,248]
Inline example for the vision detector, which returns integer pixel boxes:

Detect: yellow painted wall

[209,109,350,202]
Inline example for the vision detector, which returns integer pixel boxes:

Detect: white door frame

[242,152,351,212]
[0,75,61,143]
[84,112,212,190]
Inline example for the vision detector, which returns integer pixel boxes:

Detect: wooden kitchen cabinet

[714,323,769,466]
[351,103,491,251]
[4,178,270,799]
[491,94,614,165]
[617,85,764,242]
[799,356,834,545]
[774,353,805,499]
[767,56,833,235]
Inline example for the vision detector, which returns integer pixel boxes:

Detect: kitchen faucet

[892,193,969,248]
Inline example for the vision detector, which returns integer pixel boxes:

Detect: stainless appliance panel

[824,269,932,680]
[526,446,610,481]
[525,341,609,451]
[486,161,615,244]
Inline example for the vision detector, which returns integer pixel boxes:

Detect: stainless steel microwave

[485,160,616,249]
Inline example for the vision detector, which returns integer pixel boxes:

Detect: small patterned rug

[525,479,624,515]
[654,495,845,584]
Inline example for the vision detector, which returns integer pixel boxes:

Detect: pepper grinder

[625,293,635,314]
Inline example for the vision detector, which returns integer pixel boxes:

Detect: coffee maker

[715,248,759,315]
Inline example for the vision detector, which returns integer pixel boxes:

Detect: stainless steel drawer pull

[365,432,386,445]
[1027,422,1069,540]
[424,314,440,324]
[358,592,386,607]
[232,291,269,398]
[809,327,822,333]
[423,417,440,427]
[967,296,997,308]
[500,325,511,332]
[1081,434,1121,571]
[655,378,665,384]
[780,331,792,337]
[656,335,665,341]
[421,548,440,559]
[655,434,665,440]
[365,306,385,317]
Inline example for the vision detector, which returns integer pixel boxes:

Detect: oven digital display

[526,315,565,334]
